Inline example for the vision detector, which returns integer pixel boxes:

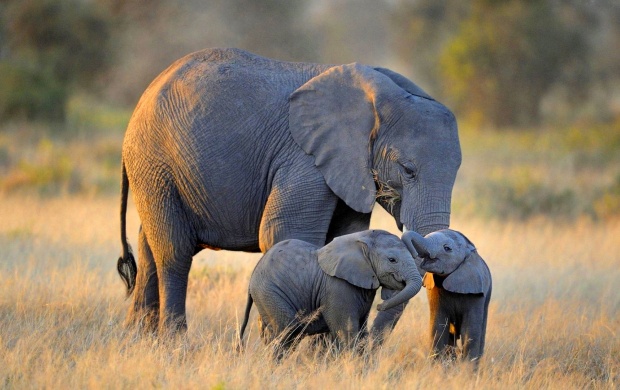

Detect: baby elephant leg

[263,311,305,361]
[430,316,453,359]
[460,311,485,361]
[325,311,364,351]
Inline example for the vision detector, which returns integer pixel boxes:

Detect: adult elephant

[117,48,461,335]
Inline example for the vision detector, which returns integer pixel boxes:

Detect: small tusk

[403,225,409,233]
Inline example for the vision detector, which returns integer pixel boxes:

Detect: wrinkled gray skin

[238,230,422,356]
[117,48,461,334]
[402,229,492,361]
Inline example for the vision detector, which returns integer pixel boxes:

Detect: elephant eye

[388,257,397,263]
[443,245,452,252]
[402,163,417,180]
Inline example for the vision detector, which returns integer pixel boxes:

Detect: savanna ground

[1,107,619,388]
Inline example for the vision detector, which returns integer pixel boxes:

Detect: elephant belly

[191,205,264,252]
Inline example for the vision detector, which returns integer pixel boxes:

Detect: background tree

[0,0,113,122]
[390,0,610,128]
[1,0,618,127]
[388,0,469,94]
[438,0,589,127]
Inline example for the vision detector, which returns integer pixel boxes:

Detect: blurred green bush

[392,0,617,128]
[0,62,66,121]
[0,0,112,122]
[453,121,620,220]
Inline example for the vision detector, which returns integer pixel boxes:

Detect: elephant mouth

[420,257,439,271]
[389,273,407,289]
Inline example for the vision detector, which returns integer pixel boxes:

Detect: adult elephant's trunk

[377,269,423,312]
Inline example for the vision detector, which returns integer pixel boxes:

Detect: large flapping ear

[289,63,404,213]
[317,235,380,290]
[443,252,491,295]
[372,67,434,101]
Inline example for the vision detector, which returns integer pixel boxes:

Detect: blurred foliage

[392,0,619,127]
[389,0,468,93]
[1,0,618,127]
[211,0,319,62]
[474,166,579,220]
[439,0,588,127]
[102,0,321,105]
[453,119,620,220]
[593,174,620,220]
[0,61,66,121]
[0,99,128,196]
[0,0,112,122]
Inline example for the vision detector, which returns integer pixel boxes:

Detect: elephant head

[289,64,461,236]
[317,230,423,311]
[402,229,491,295]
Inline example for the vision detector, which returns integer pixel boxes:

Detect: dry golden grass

[1,195,618,388]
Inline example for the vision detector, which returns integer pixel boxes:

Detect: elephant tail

[117,158,137,297]
[237,293,253,352]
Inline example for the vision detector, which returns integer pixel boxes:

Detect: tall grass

[1,118,618,387]
[1,196,618,388]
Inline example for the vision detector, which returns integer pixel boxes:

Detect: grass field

[1,121,619,388]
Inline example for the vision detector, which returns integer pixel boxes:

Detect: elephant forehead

[426,229,458,242]
[370,231,404,247]
[378,239,410,257]
[446,230,471,247]
[425,230,449,241]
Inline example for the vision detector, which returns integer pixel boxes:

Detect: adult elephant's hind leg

[154,234,195,335]
[141,194,196,336]
[126,226,160,333]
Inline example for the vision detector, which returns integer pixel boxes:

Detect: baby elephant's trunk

[378,270,422,311]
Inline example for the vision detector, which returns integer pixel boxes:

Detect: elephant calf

[403,229,492,362]
[238,230,422,356]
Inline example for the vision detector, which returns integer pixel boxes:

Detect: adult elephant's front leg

[141,194,195,335]
[325,199,371,243]
[258,168,338,251]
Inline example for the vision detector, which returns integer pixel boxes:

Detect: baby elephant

[402,229,492,362]
[238,230,423,356]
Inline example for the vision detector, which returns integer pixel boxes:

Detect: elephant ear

[289,64,406,213]
[373,67,434,101]
[443,252,491,295]
[317,234,380,290]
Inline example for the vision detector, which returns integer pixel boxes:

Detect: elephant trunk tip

[117,250,137,297]
[377,277,422,312]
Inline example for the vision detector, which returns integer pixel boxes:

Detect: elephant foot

[124,307,159,335]
[158,314,188,339]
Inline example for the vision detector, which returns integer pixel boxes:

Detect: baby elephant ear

[317,236,380,290]
[443,252,491,295]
